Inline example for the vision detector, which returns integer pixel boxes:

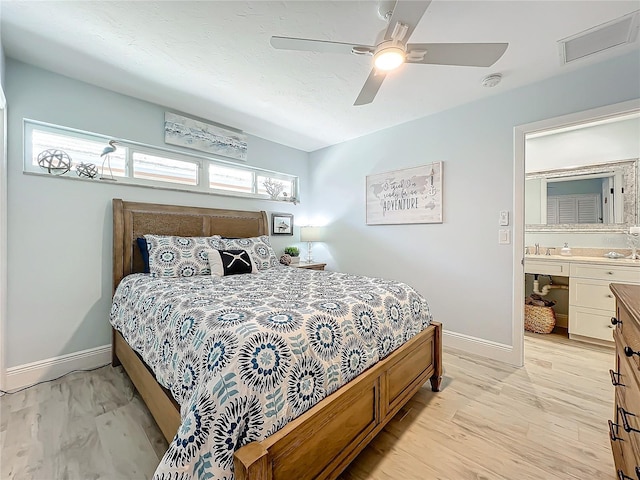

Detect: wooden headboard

[112,199,269,292]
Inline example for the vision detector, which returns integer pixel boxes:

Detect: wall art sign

[164,112,248,161]
[366,162,443,225]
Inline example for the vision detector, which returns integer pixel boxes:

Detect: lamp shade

[300,226,324,242]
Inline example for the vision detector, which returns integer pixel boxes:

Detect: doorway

[513,98,640,365]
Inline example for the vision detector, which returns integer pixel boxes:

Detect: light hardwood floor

[1,333,615,479]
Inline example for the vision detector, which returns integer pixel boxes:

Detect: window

[31,129,127,177]
[547,194,602,224]
[257,174,294,198]
[24,120,299,201]
[132,152,198,186]
[209,164,253,193]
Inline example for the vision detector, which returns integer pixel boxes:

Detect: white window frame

[23,119,299,202]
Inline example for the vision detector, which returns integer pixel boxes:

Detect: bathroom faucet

[535,243,540,255]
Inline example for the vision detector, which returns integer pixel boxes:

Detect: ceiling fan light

[374,47,405,71]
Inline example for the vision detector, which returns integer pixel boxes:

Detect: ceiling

[1,1,639,152]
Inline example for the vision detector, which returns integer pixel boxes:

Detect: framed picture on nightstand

[271,213,293,235]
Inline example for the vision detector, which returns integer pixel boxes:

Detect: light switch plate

[499,229,511,244]
[499,210,509,226]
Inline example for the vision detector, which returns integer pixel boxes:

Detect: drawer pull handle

[610,369,625,387]
[619,407,640,434]
[611,317,622,326]
[607,271,614,275]
[624,346,640,358]
[618,471,634,480]
[609,419,624,441]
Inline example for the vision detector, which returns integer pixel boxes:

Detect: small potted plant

[284,246,300,264]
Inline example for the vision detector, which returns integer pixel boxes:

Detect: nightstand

[290,262,326,271]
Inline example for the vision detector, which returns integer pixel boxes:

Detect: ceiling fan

[270,0,508,106]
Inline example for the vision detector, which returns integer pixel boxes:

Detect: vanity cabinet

[569,264,640,343]
[525,256,640,344]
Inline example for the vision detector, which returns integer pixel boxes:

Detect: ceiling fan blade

[354,69,387,106]
[406,43,508,67]
[384,0,432,41]
[270,36,373,55]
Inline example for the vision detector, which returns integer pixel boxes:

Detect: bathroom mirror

[525,110,639,233]
[525,159,638,232]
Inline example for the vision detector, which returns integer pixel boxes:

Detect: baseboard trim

[5,344,111,392]
[4,332,516,391]
[443,329,517,365]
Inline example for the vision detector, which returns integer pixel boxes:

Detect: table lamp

[300,226,323,263]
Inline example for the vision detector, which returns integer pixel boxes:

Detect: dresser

[610,283,640,479]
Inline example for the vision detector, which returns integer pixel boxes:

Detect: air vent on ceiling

[559,11,639,65]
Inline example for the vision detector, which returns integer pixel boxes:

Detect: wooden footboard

[112,322,442,480]
[234,321,442,480]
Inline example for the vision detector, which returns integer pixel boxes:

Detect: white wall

[526,117,640,173]
[0,1,5,89]
[5,59,310,368]
[309,50,640,349]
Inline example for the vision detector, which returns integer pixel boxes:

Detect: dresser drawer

[617,302,640,380]
[570,263,640,283]
[569,306,615,342]
[610,407,640,479]
[570,278,616,311]
[610,415,639,480]
[616,343,640,454]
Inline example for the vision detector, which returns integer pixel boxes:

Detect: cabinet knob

[624,346,640,358]
[611,317,622,326]
[607,271,614,275]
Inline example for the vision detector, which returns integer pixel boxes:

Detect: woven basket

[524,304,556,334]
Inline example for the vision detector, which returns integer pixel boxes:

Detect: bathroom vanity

[525,255,640,344]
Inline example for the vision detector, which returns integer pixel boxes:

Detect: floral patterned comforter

[110,266,432,480]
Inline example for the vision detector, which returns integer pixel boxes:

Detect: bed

[111,198,442,480]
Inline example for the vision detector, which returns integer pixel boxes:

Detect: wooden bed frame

[111,198,442,480]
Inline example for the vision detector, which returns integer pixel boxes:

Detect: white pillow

[208,249,258,277]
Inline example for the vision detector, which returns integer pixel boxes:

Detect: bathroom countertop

[525,254,640,267]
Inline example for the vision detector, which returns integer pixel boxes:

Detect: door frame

[513,98,640,366]
[0,86,6,392]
